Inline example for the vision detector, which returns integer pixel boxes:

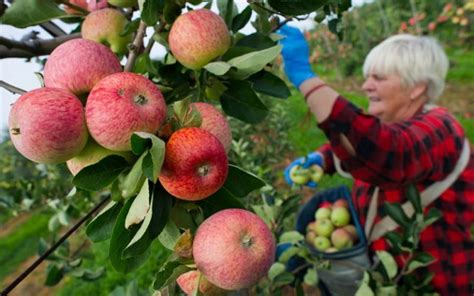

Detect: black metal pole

[0,195,111,296]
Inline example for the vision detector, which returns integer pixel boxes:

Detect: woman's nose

[362,78,373,92]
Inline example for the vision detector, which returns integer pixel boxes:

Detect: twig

[271,17,293,32]
[0,195,111,296]
[61,0,88,15]
[40,21,66,37]
[0,33,81,59]
[0,80,26,95]
[145,21,166,55]
[124,20,147,72]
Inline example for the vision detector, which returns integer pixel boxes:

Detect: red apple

[66,138,135,175]
[158,127,228,200]
[169,9,231,70]
[331,228,353,250]
[81,8,133,55]
[320,201,332,209]
[191,102,232,153]
[332,198,349,209]
[176,270,227,296]
[193,209,276,290]
[85,72,167,151]
[342,224,358,242]
[8,88,88,164]
[64,0,108,15]
[44,39,122,97]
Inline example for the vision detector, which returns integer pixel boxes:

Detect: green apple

[81,8,134,55]
[313,236,331,251]
[314,219,334,237]
[108,0,137,8]
[289,165,311,185]
[309,164,324,183]
[315,207,331,220]
[325,247,338,253]
[330,207,351,227]
[331,229,354,250]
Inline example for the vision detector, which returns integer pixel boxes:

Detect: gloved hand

[284,152,324,188]
[278,25,317,88]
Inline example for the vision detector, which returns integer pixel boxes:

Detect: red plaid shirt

[317,97,474,295]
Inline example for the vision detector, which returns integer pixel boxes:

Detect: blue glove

[284,152,323,188]
[278,25,317,88]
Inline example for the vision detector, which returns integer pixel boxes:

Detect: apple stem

[241,235,253,248]
[134,94,148,105]
[0,80,26,95]
[197,164,210,177]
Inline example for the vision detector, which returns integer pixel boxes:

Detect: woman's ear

[410,83,428,101]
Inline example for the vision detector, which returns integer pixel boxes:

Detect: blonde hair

[363,34,449,101]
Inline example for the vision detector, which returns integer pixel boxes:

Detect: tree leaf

[355,283,375,296]
[231,5,252,32]
[383,202,411,228]
[376,251,398,280]
[121,153,146,199]
[109,198,150,273]
[268,262,286,282]
[421,207,443,229]
[121,184,173,258]
[158,220,181,250]
[204,61,232,76]
[303,267,318,286]
[406,252,436,274]
[220,80,269,124]
[279,231,305,244]
[44,264,63,286]
[86,201,123,242]
[273,272,295,287]
[198,188,245,217]
[125,181,150,229]
[248,70,291,99]
[153,260,191,290]
[406,184,422,214]
[125,194,153,250]
[278,246,301,263]
[142,135,165,181]
[73,155,130,191]
[227,45,282,79]
[235,32,276,50]
[223,164,266,197]
[1,0,73,28]
[140,0,165,26]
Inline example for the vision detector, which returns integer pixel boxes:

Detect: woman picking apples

[280,25,473,295]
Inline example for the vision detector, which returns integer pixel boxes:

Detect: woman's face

[362,72,420,123]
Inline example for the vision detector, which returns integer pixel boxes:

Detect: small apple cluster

[305,199,359,252]
[289,164,324,185]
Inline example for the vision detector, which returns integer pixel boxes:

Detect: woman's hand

[284,152,324,188]
[278,25,316,88]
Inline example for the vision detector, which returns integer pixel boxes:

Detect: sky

[0,0,369,135]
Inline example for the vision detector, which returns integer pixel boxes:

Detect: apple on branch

[193,209,276,290]
[85,72,167,151]
[169,9,231,70]
[9,88,88,164]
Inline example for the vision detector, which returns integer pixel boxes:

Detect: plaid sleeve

[316,143,336,175]
[318,96,465,186]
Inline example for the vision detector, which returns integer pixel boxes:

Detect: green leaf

[248,70,291,99]
[231,5,252,32]
[278,246,301,263]
[73,155,130,191]
[355,283,375,296]
[1,0,73,28]
[383,231,403,254]
[406,252,436,274]
[376,285,397,296]
[153,260,191,290]
[121,153,147,199]
[121,18,141,37]
[86,201,123,242]
[236,32,276,50]
[303,268,318,286]
[279,231,304,244]
[140,0,165,26]
[406,184,422,214]
[198,188,245,217]
[217,0,238,27]
[227,45,282,79]
[223,165,266,197]
[220,80,269,124]
[421,208,442,229]
[273,272,295,287]
[204,61,232,76]
[133,54,159,76]
[376,251,398,280]
[122,184,173,258]
[109,198,150,273]
[383,202,410,228]
[131,132,153,155]
[268,262,286,282]
[142,136,165,181]
[125,181,150,229]
[44,264,63,286]
[125,194,154,252]
[158,220,181,250]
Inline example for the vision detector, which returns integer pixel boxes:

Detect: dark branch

[124,20,147,72]
[40,21,67,37]
[0,80,26,95]
[0,33,81,59]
